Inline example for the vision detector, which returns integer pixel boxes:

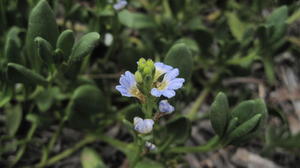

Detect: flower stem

[186,87,211,121]
[10,123,37,167]
[168,136,221,153]
[36,118,66,167]
[42,135,96,167]
[186,72,220,121]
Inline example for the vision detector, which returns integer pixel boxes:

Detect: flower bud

[134,71,143,83]
[143,66,152,75]
[145,141,156,151]
[137,58,147,71]
[159,100,174,114]
[134,117,154,134]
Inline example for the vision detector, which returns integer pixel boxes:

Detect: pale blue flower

[116,71,143,100]
[113,0,127,10]
[151,68,185,98]
[159,100,174,114]
[154,62,173,81]
[134,117,154,134]
[145,141,156,151]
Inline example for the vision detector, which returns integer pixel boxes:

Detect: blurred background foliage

[0,0,300,167]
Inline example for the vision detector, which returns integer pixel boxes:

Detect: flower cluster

[116,58,184,151]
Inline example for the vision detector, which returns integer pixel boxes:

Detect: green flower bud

[146,59,154,69]
[143,67,152,75]
[135,71,143,83]
[137,58,147,71]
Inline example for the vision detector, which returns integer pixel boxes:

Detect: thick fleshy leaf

[4,38,20,64]
[68,32,100,64]
[7,63,48,86]
[81,147,106,168]
[25,0,59,71]
[231,99,267,125]
[164,43,193,80]
[210,92,229,137]
[4,27,23,64]
[226,117,238,134]
[67,85,106,129]
[35,37,54,65]
[227,114,262,144]
[266,6,288,43]
[5,105,22,136]
[56,29,75,60]
[226,12,248,42]
[0,84,13,107]
[118,10,156,29]
[35,88,57,112]
[175,38,200,56]
[266,6,288,25]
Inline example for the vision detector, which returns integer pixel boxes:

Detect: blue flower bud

[134,117,154,134]
[113,0,127,10]
[159,100,174,114]
[145,141,156,151]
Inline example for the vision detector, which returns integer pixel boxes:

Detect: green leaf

[68,32,100,64]
[175,38,200,56]
[266,6,288,43]
[226,117,238,134]
[81,147,106,168]
[227,114,262,144]
[25,0,59,71]
[226,12,248,42]
[4,27,23,64]
[35,37,54,65]
[5,105,22,136]
[164,43,193,80]
[135,158,164,168]
[6,26,23,46]
[231,99,267,125]
[0,84,13,107]
[4,37,20,64]
[7,63,48,86]
[287,9,300,24]
[210,92,229,137]
[35,88,55,112]
[56,29,75,60]
[118,10,156,29]
[226,49,259,68]
[67,85,107,130]
[266,6,288,25]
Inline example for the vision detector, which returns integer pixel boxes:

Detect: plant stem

[37,119,66,167]
[169,136,221,153]
[186,87,211,121]
[10,123,37,167]
[186,72,220,121]
[263,57,275,84]
[97,134,129,154]
[42,135,96,167]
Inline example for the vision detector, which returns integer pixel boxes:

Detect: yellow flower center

[155,81,168,90]
[130,87,145,103]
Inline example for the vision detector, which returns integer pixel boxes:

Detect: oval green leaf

[7,63,48,86]
[210,92,229,137]
[81,147,106,168]
[68,32,100,64]
[164,43,193,80]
